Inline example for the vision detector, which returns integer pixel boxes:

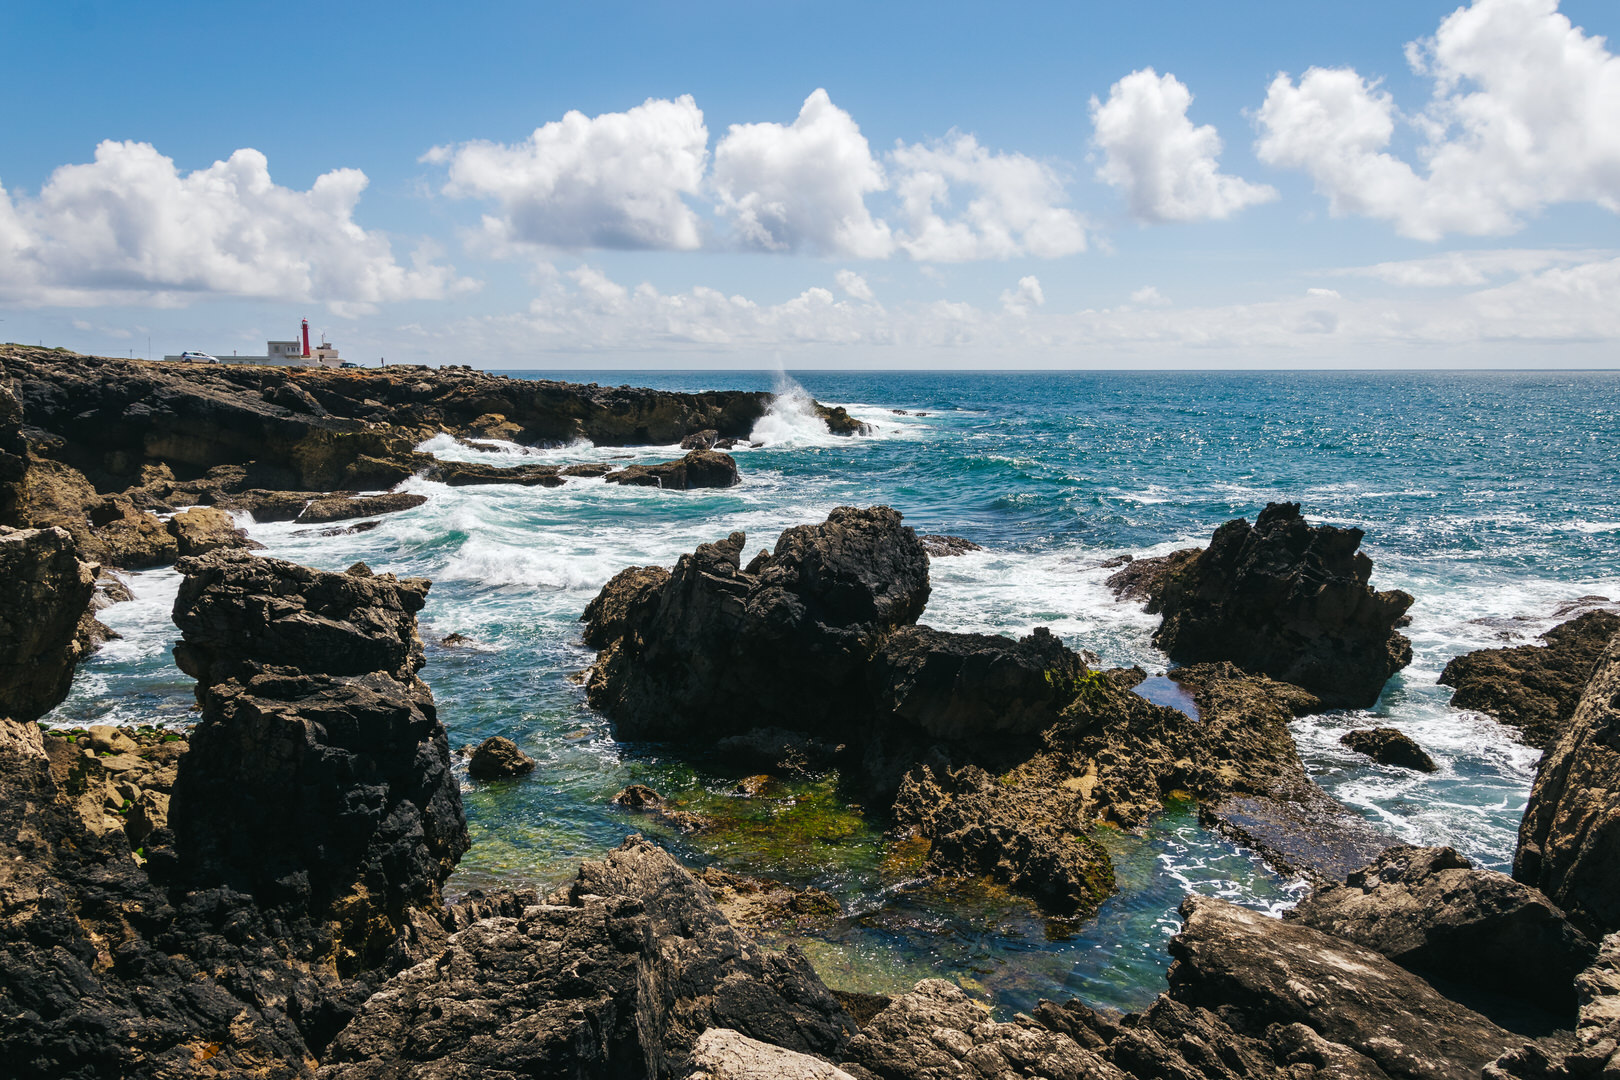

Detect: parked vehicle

[340,361,362,369]
[178,351,219,364]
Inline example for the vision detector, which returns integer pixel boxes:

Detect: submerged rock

[1293,845,1596,1016]
[1341,727,1438,772]
[467,735,536,779]
[1440,609,1620,749]
[1515,631,1620,939]
[0,525,99,722]
[1148,503,1414,708]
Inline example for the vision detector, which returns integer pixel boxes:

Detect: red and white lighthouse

[301,319,311,358]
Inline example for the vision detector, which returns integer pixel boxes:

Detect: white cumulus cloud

[1255,0,1620,239]
[1130,285,1171,306]
[835,269,875,301]
[426,95,709,251]
[0,141,468,312]
[1001,275,1045,315]
[891,134,1087,260]
[711,89,894,258]
[1090,68,1276,223]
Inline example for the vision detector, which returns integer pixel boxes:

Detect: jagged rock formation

[1440,610,1620,749]
[1489,930,1620,1079]
[1515,631,1620,939]
[166,505,260,556]
[318,837,854,1080]
[0,525,99,722]
[1292,846,1596,1014]
[168,551,468,969]
[1341,727,1438,772]
[1126,503,1414,708]
[0,384,30,522]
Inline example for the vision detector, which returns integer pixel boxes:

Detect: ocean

[49,369,1620,1016]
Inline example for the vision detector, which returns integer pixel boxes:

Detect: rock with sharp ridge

[1148,503,1413,708]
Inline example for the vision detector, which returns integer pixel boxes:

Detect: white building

[165,320,344,368]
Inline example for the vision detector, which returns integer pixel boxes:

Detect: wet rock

[1440,610,1620,749]
[168,550,467,965]
[88,493,179,567]
[681,428,720,450]
[559,461,615,478]
[166,505,259,556]
[466,735,536,779]
[1294,845,1596,1017]
[873,625,1085,740]
[1105,547,1199,604]
[1170,895,1516,1079]
[695,867,844,932]
[604,449,742,489]
[297,491,429,524]
[1341,727,1438,772]
[424,459,565,487]
[892,763,1114,917]
[1515,631,1620,939]
[580,564,671,649]
[815,403,872,436]
[845,979,1122,1080]
[318,837,855,1079]
[213,487,317,521]
[613,783,664,809]
[918,534,983,557]
[0,525,98,721]
[586,507,930,742]
[1149,503,1414,708]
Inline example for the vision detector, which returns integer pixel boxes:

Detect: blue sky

[2,0,1617,368]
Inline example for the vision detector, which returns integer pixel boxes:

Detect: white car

[178,351,219,364]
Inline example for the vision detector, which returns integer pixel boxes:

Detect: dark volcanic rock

[604,449,741,490]
[319,837,854,1079]
[891,763,1114,917]
[423,459,565,487]
[88,493,179,568]
[1489,930,1620,1080]
[1514,632,1620,939]
[168,551,468,968]
[467,735,536,779]
[166,504,260,556]
[0,384,26,522]
[1105,547,1200,604]
[1341,727,1438,772]
[1169,896,1516,1080]
[1440,610,1620,749]
[586,507,931,741]
[918,534,984,557]
[1150,503,1413,708]
[0,526,98,721]
[1293,845,1596,1015]
[581,565,671,649]
[297,491,429,524]
[680,427,719,450]
[873,625,1085,740]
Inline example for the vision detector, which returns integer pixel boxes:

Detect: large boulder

[1150,503,1413,708]
[1440,609,1620,749]
[168,551,468,966]
[0,525,98,722]
[1169,896,1516,1080]
[318,837,854,1080]
[166,505,259,556]
[1514,631,1620,939]
[585,507,932,741]
[1291,845,1596,1013]
[1340,727,1437,772]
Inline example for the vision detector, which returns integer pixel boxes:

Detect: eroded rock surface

[1440,610,1620,749]
[166,504,259,556]
[1292,845,1596,1014]
[604,449,742,489]
[467,734,536,779]
[0,525,98,722]
[1341,727,1438,772]
[1515,632,1620,939]
[1143,503,1414,708]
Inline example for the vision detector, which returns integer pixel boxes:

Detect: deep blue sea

[50,369,1620,1016]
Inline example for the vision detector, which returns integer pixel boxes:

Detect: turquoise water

[50,370,1620,1015]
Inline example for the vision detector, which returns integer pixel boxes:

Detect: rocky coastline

[2,351,1618,1078]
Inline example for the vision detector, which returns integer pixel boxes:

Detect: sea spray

[749,368,834,445]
